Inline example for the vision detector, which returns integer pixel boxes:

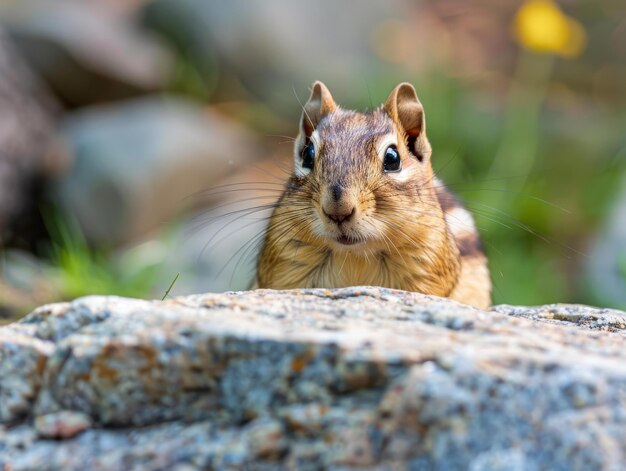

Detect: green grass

[46,215,161,300]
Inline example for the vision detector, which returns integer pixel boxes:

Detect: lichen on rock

[1,287,626,469]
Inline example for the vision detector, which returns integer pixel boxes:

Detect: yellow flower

[514,0,586,58]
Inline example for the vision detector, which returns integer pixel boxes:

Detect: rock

[0,287,625,469]
[0,30,68,249]
[35,410,92,439]
[586,178,626,310]
[144,153,290,297]
[0,326,54,423]
[279,403,329,435]
[141,0,411,110]
[244,417,287,459]
[52,97,264,246]
[492,303,626,331]
[1,0,173,107]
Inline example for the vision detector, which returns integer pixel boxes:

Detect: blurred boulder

[1,0,173,107]
[150,154,289,296]
[156,199,270,295]
[0,30,69,249]
[53,97,265,246]
[586,178,626,309]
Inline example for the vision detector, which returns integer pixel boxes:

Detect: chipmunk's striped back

[435,179,491,308]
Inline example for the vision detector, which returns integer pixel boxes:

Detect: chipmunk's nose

[322,183,356,224]
[324,207,355,224]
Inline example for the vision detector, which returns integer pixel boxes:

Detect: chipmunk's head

[288,81,438,253]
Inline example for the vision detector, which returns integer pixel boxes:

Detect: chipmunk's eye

[383,145,401,172]
[301,141,315,170]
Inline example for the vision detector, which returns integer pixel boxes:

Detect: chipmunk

[255,81,491,309]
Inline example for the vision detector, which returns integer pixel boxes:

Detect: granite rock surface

[1,287,626,470]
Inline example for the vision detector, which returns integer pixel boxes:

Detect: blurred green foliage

[46,216,161,301]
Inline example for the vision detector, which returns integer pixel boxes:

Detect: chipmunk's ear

[384,83,431,161]
[301,81,336,138]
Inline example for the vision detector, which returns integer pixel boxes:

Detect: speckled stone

[0,328,54,422]
[0,287,625,470]
[35,410,93,439]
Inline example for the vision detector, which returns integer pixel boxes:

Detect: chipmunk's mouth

[335,234,362,246]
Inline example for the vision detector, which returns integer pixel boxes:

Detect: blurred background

[0,0,625,321]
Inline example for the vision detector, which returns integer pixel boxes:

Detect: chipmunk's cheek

[309,207,328,238]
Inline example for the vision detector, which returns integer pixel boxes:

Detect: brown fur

[256,82,491,309]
